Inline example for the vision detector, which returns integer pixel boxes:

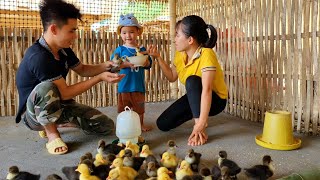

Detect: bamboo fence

[0,0,319,135]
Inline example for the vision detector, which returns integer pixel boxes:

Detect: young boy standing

[111,13,152,131]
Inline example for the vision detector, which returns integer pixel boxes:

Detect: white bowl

[127,55,148,67]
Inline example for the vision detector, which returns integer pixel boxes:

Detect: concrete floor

[0,101,319,180]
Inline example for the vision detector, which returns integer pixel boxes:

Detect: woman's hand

[147,44,160,59]
[188,121,208,146]
[142,58,150,67]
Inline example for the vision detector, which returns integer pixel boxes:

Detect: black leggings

[156,75,227,131]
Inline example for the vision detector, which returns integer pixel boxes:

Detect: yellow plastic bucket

[255,111,301,150]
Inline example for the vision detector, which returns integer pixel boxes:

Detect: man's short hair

[39,0,82,31]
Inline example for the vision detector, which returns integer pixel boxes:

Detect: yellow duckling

[135,47,144,56]
[175,160,193,180]
[158,173,172,180]
[161,152,178,169]
[125,141,140,156]
[140,144,153,158]
[75,163,100,180]
[107,168,129,180]
[117,149,125,158]
[93,153,107,167]
[146,173,172,180]
[157,167,173,180]
[110,158,138,180]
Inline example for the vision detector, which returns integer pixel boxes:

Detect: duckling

[62,159,93,180]
[220,166,232,180]
[157,173,172,180]
[110,54,123,73]
[157,167,173,177]
[117,149,126,158]
[218,151,241,179]
[123,149,145,171]
[141,154,161,170]
[92,154,111,180]
[146,161,157,177]
[75,163,100,180]
[123,156,134,168]
[244,155,274,180]
[93,153,108,167]
[135,168,149,180]
[135,47,144,56]
[97,139,124,155]
[185,148,202,172]
[6,166,40,180]
[181,175,203,180]
[92,165,109,180]
[200,167,213,180]
[211,165,221,180]
[110,157,138,179]
[79,152,94,165]
[62,166,79,180]
[84,152,94,161]
[146,173,172,180]
[140,144,153,158]
[176,160,193,180]
[104,153,116,166]
[46,174,62,180]
[125,141,140,156]
[107,168,129,180]
[161,152,178,170]
[166,140,178,155]
[151,167,173,180]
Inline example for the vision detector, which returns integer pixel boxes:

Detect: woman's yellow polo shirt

[174,48,228,99]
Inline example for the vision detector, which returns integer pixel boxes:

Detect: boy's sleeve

[141,46,152,69]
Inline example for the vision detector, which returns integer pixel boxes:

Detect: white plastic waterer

[116,106,141,144]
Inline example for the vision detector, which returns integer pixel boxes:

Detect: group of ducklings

[6,139,274,180]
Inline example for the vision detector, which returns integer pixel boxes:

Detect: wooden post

[169,0,178,99]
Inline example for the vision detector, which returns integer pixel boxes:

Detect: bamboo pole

[279,0,285,111]
[296,0,303,132]
[303,0,311,133]
[311,0,319,135]
[169,0,177,99]
[286,0,293,115]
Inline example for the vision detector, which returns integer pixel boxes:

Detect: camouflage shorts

[23,82,114,135]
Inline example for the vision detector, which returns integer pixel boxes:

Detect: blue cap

[117,13,143,35]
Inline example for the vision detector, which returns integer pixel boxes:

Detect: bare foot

[141,124,153,132]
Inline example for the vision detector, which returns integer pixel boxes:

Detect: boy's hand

[147,44,160,59]
[121,61,135,69]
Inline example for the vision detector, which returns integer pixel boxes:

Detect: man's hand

[99,72,125,83]
[105,61,114,70]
